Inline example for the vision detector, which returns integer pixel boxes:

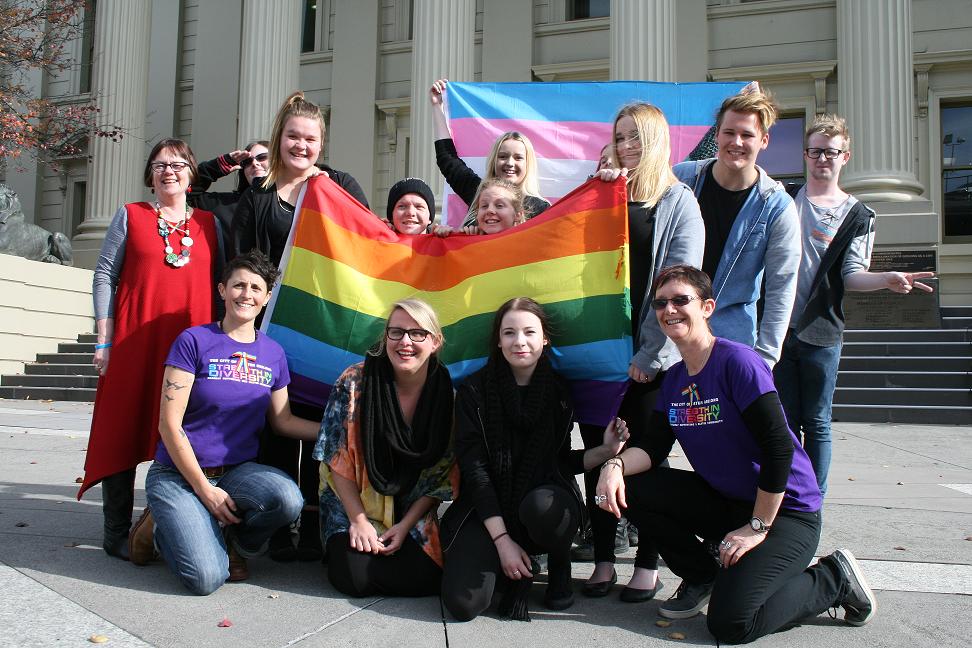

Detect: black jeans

[624,467,843,644]
[325,532,441,597]
[441,485,579,621]
[579,376,662,569]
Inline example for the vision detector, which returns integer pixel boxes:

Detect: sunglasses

[386,327,431,342]
[650,294,700,310]
[241,152,270,168]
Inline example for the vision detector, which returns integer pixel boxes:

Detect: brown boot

[128,507,157,566]
[227,544,249,582]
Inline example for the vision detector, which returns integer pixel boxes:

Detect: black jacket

[189,153,248,263]
[439,368,586,552]
[786,184,875,346]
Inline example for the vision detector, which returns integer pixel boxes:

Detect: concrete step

[1,374,99,389]
[24,363,98,376]
[0,385,97,402]
[833,387,972,407]
[838,356,972,372]
[78,333,98,343]
[836,371,972,389]
[941,306,972,318]
[832,403,972,425]
[57,342,96,354]
[35,353,92,365]
[840,341,972,357]
[942,317,972,330]
[843,329,972,342]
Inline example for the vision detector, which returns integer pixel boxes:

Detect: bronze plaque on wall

[843,250,940,329]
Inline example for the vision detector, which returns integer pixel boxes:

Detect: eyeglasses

[150,161,190,173]
[650,294,700,310]
[241,152,270,168]
[386,327,431,342]
[805,148,844,160]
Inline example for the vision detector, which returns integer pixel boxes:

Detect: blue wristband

[95,343,112,350]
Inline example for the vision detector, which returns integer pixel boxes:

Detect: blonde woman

[580,102,705,603]
[429,79,549,226]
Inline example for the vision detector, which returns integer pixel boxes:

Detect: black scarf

[360,353,454,498]
[482,353,562,621]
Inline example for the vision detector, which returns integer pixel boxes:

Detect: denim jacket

[673,159,801,366]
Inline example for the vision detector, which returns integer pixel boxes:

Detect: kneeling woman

[596,265,876,644]
[133,251,320,595]
[441,298,629,621]
[313,299,455,597]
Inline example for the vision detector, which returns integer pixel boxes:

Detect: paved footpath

[0,398,970,647]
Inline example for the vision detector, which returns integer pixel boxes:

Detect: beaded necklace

[156,201,193,267]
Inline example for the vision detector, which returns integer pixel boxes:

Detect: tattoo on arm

[165,379,187,391]
[163,394,174,402]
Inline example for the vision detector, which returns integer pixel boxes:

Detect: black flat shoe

[581,569,617,597]
[620,578,663,603]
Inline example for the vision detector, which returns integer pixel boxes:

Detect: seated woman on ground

[429,78,549,226]
[595,264,876,644]
[386,178,436,235]
[313,298,456,598]
[432,178,525,237]
[440,297,629,622]
[128,251,320,595]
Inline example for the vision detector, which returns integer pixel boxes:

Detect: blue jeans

[773,330,842,496]
[146,461,303,595]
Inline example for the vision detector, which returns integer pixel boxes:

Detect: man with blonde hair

[673,89,801,368]
[773,114,934,497]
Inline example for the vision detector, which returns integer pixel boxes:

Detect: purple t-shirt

[658,338,821,512]
[155,323,290,468]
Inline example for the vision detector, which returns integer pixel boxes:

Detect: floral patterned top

[312,362,458,566]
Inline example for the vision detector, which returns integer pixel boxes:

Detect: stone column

[610,0,676,82]
[482,0,533,82]
[837,0,923,202]
[409,0,475,199]
[72,0,152,269]
[237,0,301,145]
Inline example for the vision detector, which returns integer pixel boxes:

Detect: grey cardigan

[630,181,705,379]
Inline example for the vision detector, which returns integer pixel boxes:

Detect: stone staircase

[0,332,98,402]
[833,306,972,425]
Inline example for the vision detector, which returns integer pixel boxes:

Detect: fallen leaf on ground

[964,536,972,541]
[655,620,671,627]
[64,542,80,547]
[847,477,855,481]
[217,618,233,628]
[893,546,906,551]
[267,593,280,599]
[15,522,28,527]
[897,481,904,485]
[29,461,37,464]
[88,635,109,643]
[668,631,686,640]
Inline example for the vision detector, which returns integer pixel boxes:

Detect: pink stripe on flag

[446,193,471,228]
[451,118,613,160]
[670,125,712,162]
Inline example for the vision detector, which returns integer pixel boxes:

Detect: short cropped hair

[144,138,198,187]
[804,113,851,152]
[220,250,281,289]
[652,264,714,302]
[715,90,780,136]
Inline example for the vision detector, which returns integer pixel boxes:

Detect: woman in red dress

[79,138,220,559]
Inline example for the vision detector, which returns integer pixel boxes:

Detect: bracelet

[602,456,625,473]
[95,343,112,350]
[491,531,509,543]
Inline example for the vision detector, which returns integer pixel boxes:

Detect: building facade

[5,0,972,304]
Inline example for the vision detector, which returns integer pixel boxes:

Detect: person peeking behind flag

[312,298,457,599]
[432,178,526,237]
[440,297,630,622]
[429,79,550,226]
[127,251,321,595]
[386,178,436,235]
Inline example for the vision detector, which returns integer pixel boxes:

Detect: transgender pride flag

[442,80,748,227]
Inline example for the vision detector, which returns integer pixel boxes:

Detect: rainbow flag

[442,80,747,226]
[263,174,630,426]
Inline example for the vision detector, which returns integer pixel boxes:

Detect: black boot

[295,508,323,562]
[101,469,135,560]
[543,552,575,610]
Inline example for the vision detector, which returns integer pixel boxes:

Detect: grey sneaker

[828,548,877,626]
[658,579,714,619]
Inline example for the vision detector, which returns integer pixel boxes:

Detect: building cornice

[708,0,834,19]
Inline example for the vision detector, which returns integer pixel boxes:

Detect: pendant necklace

[156,201,193,267]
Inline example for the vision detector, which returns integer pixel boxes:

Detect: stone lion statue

[0,184,73,265]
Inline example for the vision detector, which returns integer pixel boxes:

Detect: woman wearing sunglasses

[579,103,704,603]
[313,298,456,597]
[594,264,875,643]
[188,141,270,262]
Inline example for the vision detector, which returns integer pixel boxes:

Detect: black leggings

[579,376,662,569]
[441,485,579,621]
[259,403,322,527]
[325,532,441,597]
[624,467,842,644]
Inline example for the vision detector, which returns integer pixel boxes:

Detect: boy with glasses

[773,114,934,496]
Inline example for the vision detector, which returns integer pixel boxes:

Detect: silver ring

[724,541,732,549]
[513,570,520,576]
[594,494,607,504]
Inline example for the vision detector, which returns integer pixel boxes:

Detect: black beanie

[386,178,435,222]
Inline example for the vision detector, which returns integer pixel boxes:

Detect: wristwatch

[749,516,771,533]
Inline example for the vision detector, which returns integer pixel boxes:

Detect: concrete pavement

[1,398,970,647]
